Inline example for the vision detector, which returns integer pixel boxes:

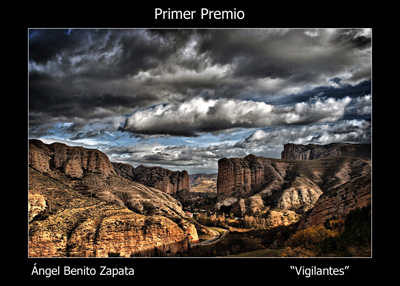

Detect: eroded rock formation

[28,140,199,257]
[29,139,115,178]
[297,174,371,230]
[112,162,190,195]
[217,154,284,197]
[216,153,371,218]
[281,143,371,161]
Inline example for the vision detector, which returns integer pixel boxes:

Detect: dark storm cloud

[197,29,371,83]
[29,29,177,79]
[29,29,200,127]
[29,29,81,65]
[29,28,371,141]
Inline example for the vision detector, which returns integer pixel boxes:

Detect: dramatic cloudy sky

[29,28,372,174]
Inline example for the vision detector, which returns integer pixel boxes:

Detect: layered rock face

[216,154,371,218]
[217,154,284,197]
[29,139,115,178]
[29,196,192,257]
[112,162,190,195]
[281,143,371,160]
[298,174,371,230]
[28,140,198,257]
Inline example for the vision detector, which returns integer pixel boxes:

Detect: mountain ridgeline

[281,142,371,160]
[216,143,371,228]
[112,162,190,195]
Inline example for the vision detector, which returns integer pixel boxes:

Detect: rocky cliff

[281,142,371,160]
[28,140,199,257]
[29,139,115,178]
[112,162,190,195]
[297,174,371,230]
[217,154,285,197]
[216,154,371,219]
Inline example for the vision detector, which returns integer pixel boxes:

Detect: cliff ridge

[112,162,190,195]
[29,139,115,178]
[281,142,371,160]
[216,153,371,224]
[28,140,199,257]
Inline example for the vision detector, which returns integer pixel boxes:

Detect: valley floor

[173,204,371,258]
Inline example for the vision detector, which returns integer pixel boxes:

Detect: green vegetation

[318,204,371,256]
[280,204,371,257]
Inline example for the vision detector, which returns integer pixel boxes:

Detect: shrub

[317,204,371,257]
[286,225,339,249]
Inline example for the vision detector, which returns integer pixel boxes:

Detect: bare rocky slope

[216,151,371,226]
[28,139,205,257]
[297,174,371,230]
[281,142,371,160]
[112,162,189,195]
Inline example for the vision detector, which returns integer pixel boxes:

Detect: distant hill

[189,173,218,193]
[112,162,190,195]
[281,142,371,160]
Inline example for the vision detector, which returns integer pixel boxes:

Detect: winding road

[191,227,229,247]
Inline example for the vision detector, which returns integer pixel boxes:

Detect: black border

[24,3,379,283]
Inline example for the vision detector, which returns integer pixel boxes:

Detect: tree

[286,225,339,250]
